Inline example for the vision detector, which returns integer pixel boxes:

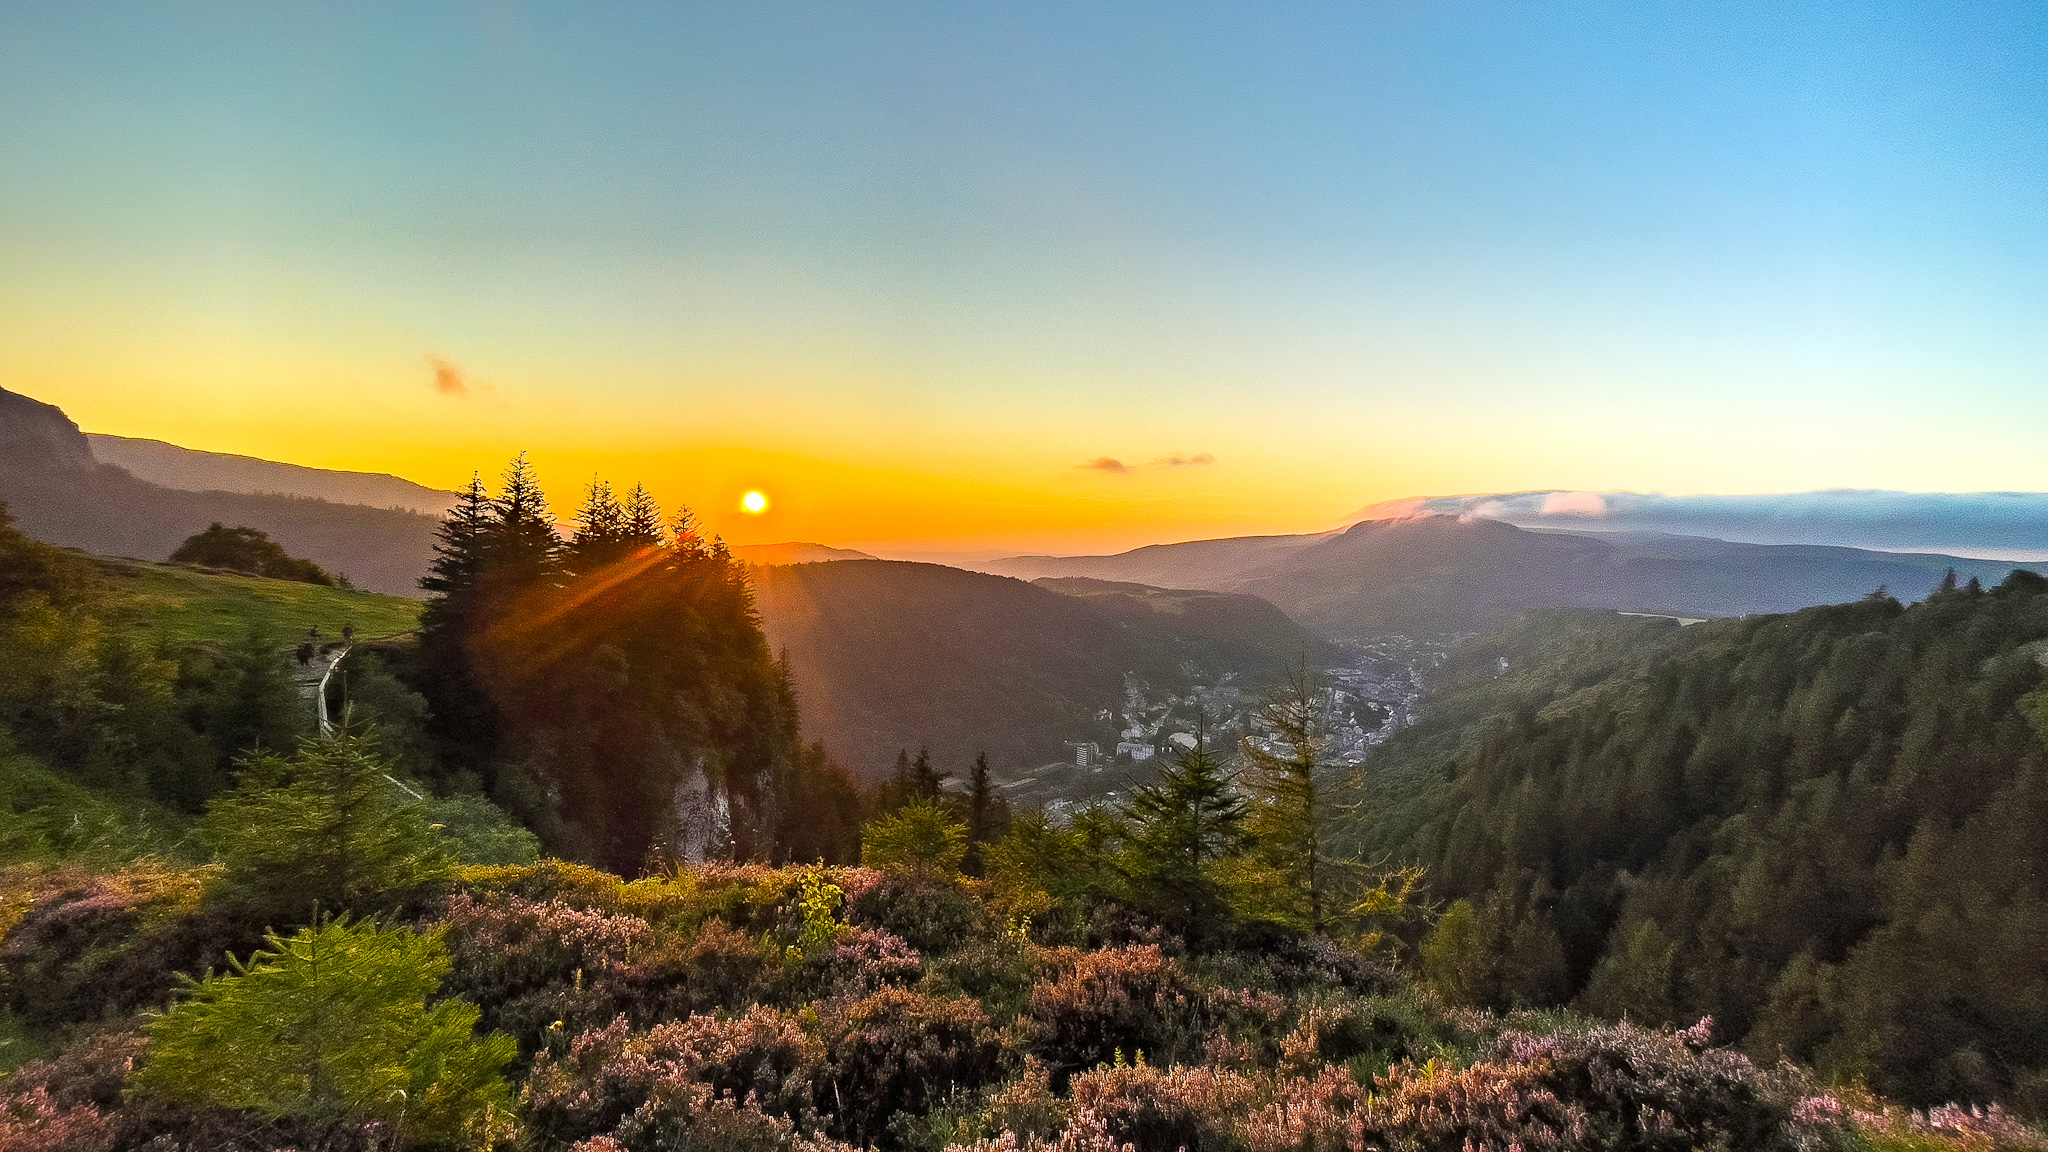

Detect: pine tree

[1240,674,1332,932]
[134,916,516,1147]
[965,751,995,877]
[621,483,665,549]
[488,452,561,589]
[418,473,491,601]
[566,476,628,575]
[1124,729,1249,939]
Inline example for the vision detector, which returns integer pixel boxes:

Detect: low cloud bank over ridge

[1350,490,2048,560]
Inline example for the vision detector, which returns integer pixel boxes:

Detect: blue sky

[1,1,2043,550]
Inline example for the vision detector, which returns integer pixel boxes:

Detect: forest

[2,457,2047,1151]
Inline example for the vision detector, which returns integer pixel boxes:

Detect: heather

[8,845,2042,1150]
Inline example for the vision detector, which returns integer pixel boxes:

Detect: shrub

[1027,946,1205,1076]
[850,875,992,955]
[1070,1059,1264,1152]
[863,801,967,880]
[0,862,252,1031]
[1461,1017,1804,1152]
[803,925,924,997]
[821,987,1009,1146]
[132,916,518,1150]
[525,1007,826,1146]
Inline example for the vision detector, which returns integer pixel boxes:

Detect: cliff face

[0,387,95,472]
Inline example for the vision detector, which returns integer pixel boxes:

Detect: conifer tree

[1124,728,1249,939]
[671,505,708,558]
[566,476,628,575]
[909,746,949,802]
[418,473,491,602]
[965,751,995,876]
[134,916,516,1147]
[621,483,665,549]
[488,452,561,589]
[1240,673,1332,933]
[198,729,454,919]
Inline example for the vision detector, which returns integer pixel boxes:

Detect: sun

[740,490,769,514]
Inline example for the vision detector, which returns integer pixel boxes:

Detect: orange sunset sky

[3,4,2043,557]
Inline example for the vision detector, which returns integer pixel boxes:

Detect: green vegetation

[169,522,338,586]
[99,557,421,648]
[134,917,517,1148]
[1344,574,2048,1114]
[7,473,2048,1149]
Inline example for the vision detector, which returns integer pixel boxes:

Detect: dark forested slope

[752,560,1328,780]
[1346,573,2048,1112]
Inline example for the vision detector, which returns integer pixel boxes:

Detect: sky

[1,2,2044,556]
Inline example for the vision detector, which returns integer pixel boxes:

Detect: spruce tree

[198,729,454,919]
[1240,674,1331,933]
[909,746,949,802]
[566,477,629,575]
[488,451,561,590]
[134,916,516,1147]
[415,473,498,788]
[418,473,491,602]
[1124,729,1249,940]
[621,483,666,549]
[965,751,995,876]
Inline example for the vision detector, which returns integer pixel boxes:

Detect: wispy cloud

[428,354,470,397]
[1080,453,1215,474]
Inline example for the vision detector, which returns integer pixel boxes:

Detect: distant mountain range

[0,387,438,596]
[751,559,1330,783]
[987,516,2039,639]
[86,434,457,516]
[734,541,879,565]
[1351,489,2048,560]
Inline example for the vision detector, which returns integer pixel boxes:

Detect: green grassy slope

[93,557,423,647]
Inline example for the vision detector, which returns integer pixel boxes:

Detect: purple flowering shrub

[848,876,994,956]
[820,985,1011,1146]
[1027,945,1207,1076]
[526,1007,827,1146]
[1069,1059,1264,1152]
[0,862,255,1030]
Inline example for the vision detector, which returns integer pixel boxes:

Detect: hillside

[98,557,423,648]
[0,386,439,595]
[86,433,456,516]
[1342,573,2048,1112]
[733,541,879,564]
[989,515,2036,639]
[751,559,1329,789]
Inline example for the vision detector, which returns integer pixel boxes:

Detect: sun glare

[741,490,769,514]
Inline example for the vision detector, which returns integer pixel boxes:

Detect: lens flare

[741,490,768,514]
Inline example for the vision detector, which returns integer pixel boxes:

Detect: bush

[850,875,992,956]
[526,1007,827,1147]
[131,916,518,1149]
[1070,1059,1263,1152]
[863,801,968,880]
[821,987,1009,1146]
[0,862,252,1031]
[1027,946,1205,1077]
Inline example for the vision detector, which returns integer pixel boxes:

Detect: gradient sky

[1,2,2044,555]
